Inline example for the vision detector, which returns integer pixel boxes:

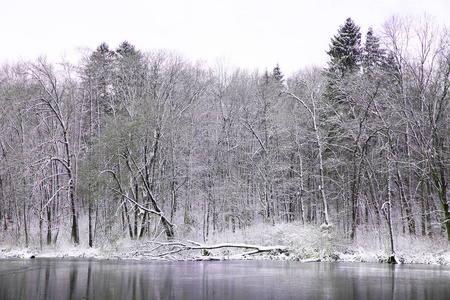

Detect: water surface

[1,258,450,299]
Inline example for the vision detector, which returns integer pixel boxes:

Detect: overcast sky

[1,0,449,75]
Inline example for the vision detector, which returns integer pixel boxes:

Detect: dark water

[1,258,450,300]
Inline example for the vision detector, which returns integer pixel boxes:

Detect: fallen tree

[136,240,290,260]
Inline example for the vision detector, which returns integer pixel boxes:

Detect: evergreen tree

[113,41,147,117]
[262,69,271,85]
[116,40,138,57]
[96,42,115,57]
[272,63,284,83]
[362,27,385,73]
[327,18,362,76]
[87,42,116,90]
[82,42,116,116]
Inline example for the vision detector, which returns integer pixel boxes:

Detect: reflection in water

[1,259,450,300]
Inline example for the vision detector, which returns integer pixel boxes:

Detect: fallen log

[141,241,290,260]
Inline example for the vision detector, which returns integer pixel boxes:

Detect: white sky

[1,0,449,75]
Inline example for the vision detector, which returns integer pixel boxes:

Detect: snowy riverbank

[2,223,450,265]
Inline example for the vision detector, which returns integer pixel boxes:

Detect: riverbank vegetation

[2,222,450,265]
[1,15,450,263]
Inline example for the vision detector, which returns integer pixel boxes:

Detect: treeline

[0,15,449,250]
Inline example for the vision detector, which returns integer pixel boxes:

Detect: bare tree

[285,68,331,225]
[29,58,81,244]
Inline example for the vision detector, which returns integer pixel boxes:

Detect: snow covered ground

[2,222,450,265]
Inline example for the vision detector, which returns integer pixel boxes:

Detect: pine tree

[362,27,385,73]
[327,18,362,76]
[116,40,138,57]
[272,63,284,83]
[260,69,270,86]
[83,43,116,115]
[114,41,146,101]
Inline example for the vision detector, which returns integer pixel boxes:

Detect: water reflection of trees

[1,260,450,299]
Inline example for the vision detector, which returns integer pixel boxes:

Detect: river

[1,258,450,299]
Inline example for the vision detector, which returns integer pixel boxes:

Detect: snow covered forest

[1,15,449,254]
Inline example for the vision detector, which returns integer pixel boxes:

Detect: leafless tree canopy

[0,16,449,252]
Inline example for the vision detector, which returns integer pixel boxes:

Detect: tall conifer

[272,63,284,83]
[327,18,362,76]
[362,27,385,73]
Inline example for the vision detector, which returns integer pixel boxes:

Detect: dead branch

[142,241,290,259]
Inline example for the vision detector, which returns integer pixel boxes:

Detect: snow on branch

[139,240,290,260]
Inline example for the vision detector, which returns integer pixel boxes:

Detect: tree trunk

[123,201,133,239]
[386,142,395,255]
[349,154,362,240]
[70,186,79,245]
[88,200,93,247]
[315,110,330,225]
[23,202,29,248]
[47,206,52,245]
